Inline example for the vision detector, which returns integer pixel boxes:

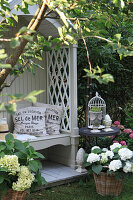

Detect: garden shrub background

[77,3,133,150]
[77,38,133,128]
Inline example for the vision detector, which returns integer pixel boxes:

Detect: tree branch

[82,36,92,73]
[85,35,112,43]
[28,0,48,31]
[0,60,29,92]
[84,35,133,50]
[0,38,11,42]
[0,0,48,88]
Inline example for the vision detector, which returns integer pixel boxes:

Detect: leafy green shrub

[77,38,133,126]
[124,101,133,129]
[0,133,46,197]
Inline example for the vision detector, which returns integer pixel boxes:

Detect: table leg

[95,137,98,145]
[85,136,96,152]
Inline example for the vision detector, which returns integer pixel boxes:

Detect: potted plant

[0,133,46,200]
[84,144,133,196]
[89,106,102,132]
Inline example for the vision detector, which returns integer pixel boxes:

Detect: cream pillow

[13,107,47,136]
[34,102,63,134]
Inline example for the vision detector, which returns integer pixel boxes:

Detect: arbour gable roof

[8,0,62,38]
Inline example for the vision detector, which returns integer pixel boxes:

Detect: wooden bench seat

[28,133,71,150]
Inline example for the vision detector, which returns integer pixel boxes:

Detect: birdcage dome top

[88,92,106,108]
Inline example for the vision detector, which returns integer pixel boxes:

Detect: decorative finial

[76,148,87,173]
[96,92,99,97]
[103,114,113,132]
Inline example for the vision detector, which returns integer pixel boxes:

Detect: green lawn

[27,176,133,200]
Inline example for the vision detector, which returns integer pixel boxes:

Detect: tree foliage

[0,0,132,114]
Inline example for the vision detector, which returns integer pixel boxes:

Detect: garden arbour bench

[0,0,79,169]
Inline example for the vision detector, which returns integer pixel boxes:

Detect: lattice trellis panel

[46,47,71,132]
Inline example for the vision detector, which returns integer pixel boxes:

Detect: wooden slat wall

[0,62,47,131]
[0,16,47,131]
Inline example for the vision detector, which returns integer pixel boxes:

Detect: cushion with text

[34,102,63,134]
[13,107,47,136]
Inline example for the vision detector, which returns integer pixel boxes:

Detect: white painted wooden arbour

[0,1,79,169]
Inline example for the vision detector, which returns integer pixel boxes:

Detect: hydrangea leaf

[92,164,102,175]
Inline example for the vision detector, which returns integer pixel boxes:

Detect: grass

[27,175,133,200]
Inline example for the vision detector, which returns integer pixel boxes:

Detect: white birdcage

[88,92,106,127]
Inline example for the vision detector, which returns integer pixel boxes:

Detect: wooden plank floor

[40,160,88,188]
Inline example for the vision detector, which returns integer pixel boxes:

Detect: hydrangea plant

[85,144,133,180]
[0,133,46,197]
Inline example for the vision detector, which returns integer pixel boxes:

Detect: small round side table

[79,126,120,148]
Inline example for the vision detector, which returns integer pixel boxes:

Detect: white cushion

[34,102,63,135]
[14,134,37,141]
[13,107,47,136]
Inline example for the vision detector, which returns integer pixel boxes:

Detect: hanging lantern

[88,92,106,132]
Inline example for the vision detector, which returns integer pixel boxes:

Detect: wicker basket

[1,190,27,200]
[93,172,124,196]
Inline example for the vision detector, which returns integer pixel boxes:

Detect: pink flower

[120,141,127,146]
[114,121,120,126]
[117,125,124,130]
[129,133,133,139]
[113,140,119,143]
[123,129,132,134]
[131,131,133,134]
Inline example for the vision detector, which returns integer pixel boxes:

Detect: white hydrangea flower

[100,153,108,164]
[118,148,133,161]
[91,146,101,151]
[18,166,34,181]
[87,153,100,163]
[102,148,108,152]
[110,143,122,151]
[0,155,20,175]
[123,161,132,173]
[109,160,122,172]
[105,150,114,159]
[12,166,34,191]
[12,177,33,191]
